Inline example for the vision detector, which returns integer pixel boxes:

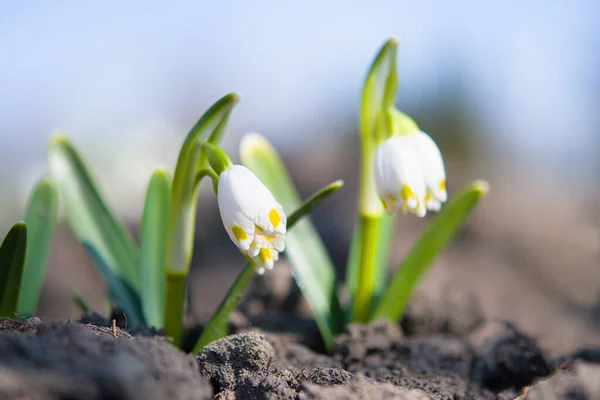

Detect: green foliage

[371,180,489,321]
[350,38,400,322]
[139,169,171,328]
[0,223,28,318]
[17,178,58,317]
[48,135,141,302]
[241,133,345,350]
[193,177,344,353]
[164,93,240,345]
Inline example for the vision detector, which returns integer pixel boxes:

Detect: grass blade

[139,169,171,329]
[371,180,489,322]
[164,93,241,345]
[16,178,58,316]
[48,134,141,299]
[0,223,28,318]
[192,180,344,353]
[240,133,344,350]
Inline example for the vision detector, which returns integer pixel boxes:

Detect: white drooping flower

[217,164,287,274]
[374,131,446,217]
[412,131,447,211]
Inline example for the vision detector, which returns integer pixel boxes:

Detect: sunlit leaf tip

[239,132,272,156]
[471,179,490,196]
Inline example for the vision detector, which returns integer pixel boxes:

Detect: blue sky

[1,1,599,216]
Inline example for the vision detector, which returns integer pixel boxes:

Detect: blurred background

[1,1,599,354]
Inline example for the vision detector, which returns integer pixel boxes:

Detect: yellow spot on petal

[231,226,248,242]
[400,184,416,203]
[425,190,432,201]
[268,208,281,228]
[439,180,446,192]
[258,248,272,264]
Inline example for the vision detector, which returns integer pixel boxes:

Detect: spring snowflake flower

[374,131,447,217]
[217,164,286,274]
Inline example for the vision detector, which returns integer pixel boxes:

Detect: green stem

[164,272,187,346]
[192,264,254,353]
[351,214,380,322]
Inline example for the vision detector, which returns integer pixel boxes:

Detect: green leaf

[240,133,344,350]
[48,134,141,297]
[193,179,344,353]
[0,223,28,318]
[164,92,240,346]
[167,93,241,275]
[16,178,58,317]
[287,180,344,227]
[83,243,144,326]
[344,213,394,322]
[360,37,398,143]
[371,180,489,322]
[350,38,400,322]
[192,264,254,353]
[139,169,171,329]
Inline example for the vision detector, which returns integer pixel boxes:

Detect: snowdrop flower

[217,164,286,274]
[374,131,446,217]
[413,131,447,211]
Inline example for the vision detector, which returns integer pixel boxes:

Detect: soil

[2,288,600,400]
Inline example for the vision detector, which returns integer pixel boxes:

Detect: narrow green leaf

[360,37,398,143]
[164,92,240,346]
[351,38,400,322]
[167,93,241,274]
[0,223,28,318]
[193,179,343,353]
[48,135,141,296]
[192,264,254,353]
[16,178,58,316]
[240,133,344,350]
[371,180,489,322]
[287,180,344,227]
[82,243,144,326]
[139,169,171,329]
[344,213,394,322]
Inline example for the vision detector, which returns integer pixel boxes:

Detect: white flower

[374,131,447,217]
[412,131,447,211]
[217,164,286,274]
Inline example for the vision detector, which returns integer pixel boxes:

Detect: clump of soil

[0,317,212,400]
[2,274,600,400]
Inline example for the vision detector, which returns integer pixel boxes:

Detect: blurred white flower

[217,165,286,274]
[374,131,446,217]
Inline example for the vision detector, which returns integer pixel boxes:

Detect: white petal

[374,136,426,215]
[426,198,441,211]
[217,164,287,273]
[217,169,258,252]
[413,131,446,203]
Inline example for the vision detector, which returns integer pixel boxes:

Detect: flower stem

[164,271,187,347]
[351,213,381,322]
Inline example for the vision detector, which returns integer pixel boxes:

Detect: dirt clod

[519,361,600,399]
[303,375,430,400]
[470,322,552,392]
[334,319,403,363]
[0,318,211,400]
[307,367,354,386]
